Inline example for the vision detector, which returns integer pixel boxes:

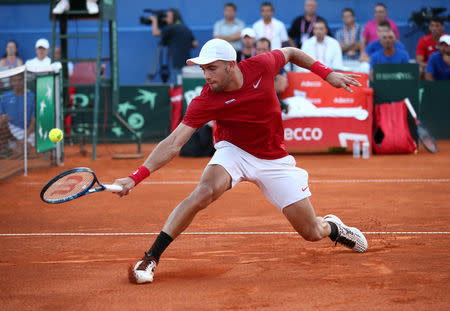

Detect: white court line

[0,231,449,237]
[18,178,450,186]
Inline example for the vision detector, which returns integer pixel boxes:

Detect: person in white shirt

[252,2,289,50]
[25,39,51,67]
[53,45,73,76]
[298,19,343,71]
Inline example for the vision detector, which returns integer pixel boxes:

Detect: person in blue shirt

[425,35,450,81]
[370,30,409,80]
[0,73,35,155]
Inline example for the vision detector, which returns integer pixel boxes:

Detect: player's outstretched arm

[114,123,196,197]
[280,47,361,93]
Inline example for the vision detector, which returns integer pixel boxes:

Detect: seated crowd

[1,0,448,156]
[210,0,449,81]
[1,0,449,80]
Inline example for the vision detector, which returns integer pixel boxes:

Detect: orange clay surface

[1,141,449,310]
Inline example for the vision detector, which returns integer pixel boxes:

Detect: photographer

[149,9,198,84]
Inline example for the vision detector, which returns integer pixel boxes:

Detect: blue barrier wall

[1,0,449,85]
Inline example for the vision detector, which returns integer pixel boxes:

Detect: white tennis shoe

[128,256,157,284]
[324,214,368,253]
[52,0,70,14]
[86,1,99,14]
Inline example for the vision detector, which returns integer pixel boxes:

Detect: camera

[140,9,167,27]
[408,7,450,33]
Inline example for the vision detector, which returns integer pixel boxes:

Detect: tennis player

[114,39,368,284]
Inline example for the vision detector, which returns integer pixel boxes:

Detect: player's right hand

[113,177,136,198]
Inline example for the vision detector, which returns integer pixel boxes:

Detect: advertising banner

[35,75,55,153]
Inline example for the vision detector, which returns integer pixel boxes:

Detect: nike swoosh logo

[253,76,262,88]
[225,99,236,104]
[301,186,309,192]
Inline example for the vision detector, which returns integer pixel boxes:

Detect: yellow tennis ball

[49,128,63,143]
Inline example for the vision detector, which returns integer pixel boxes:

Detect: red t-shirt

[416,33,447,62]
[182,50,288,159]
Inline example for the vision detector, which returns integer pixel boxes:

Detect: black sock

[328,221,339,241]
[146,231,173,263]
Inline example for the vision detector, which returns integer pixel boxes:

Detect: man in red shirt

[416,17,446,78]
[115,39,368,284]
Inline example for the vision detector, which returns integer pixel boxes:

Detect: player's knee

[192,183,215,209]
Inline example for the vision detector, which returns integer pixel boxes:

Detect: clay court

[1,142,449,310]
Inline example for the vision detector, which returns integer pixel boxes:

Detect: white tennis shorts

[208,141,311,211]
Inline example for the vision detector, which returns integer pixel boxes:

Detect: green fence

[66,78,449,143]
[371,63,449,139]
[418,81,450,139]
[68,84,170,142]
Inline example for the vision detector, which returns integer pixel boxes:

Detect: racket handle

[404,98,417,119]
[104,184,123,192]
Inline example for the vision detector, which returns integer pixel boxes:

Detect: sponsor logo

[170,94,182,102]
[308,98,322,104]
[374,72,415,80]
[184,86,203,106]
[333,97,354,104]
[284,127,323,141]
[225,99,236,104]
[301,186,309,192]
[253,76,262,88]
[300,81,322,87]
[337,133,369,148]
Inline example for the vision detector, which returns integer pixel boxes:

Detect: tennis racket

[404,98,438,154]
[40,167,122,204]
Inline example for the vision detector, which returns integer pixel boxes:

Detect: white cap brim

[186,56,223,66]
[439,35,450,45]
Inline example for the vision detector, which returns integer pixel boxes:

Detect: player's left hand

[326,72,361,93]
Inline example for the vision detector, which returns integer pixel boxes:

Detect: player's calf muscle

[189,183,221,209]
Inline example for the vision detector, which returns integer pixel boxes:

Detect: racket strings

[42,171,94,202]
[418,125,438,153]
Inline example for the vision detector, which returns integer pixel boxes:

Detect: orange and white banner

[281,72,373,149]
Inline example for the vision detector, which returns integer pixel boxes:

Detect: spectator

[416,17,446,78]
[255,38,289,112]
[255,37,271,55]
[335,8,363,60]
[370,30,409,80]
[361,21,406,62]
[362,3,399,49]
[252,2,289,50]
[288,0,327,48]
[213,3,245,52]
[150,9,198,84]
[53,45,74,76]
[236,28,256,63]
[0,41,23,70]
[25,39,51,67]
[52,0,99,15]
[425,35,450,81]
[0,73,35,155]
[300,19,344,71]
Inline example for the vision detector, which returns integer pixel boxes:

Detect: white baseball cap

[241,28,256,38]
[439,34,450,45]
[186,39,236,66]
[35,38,50,49]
